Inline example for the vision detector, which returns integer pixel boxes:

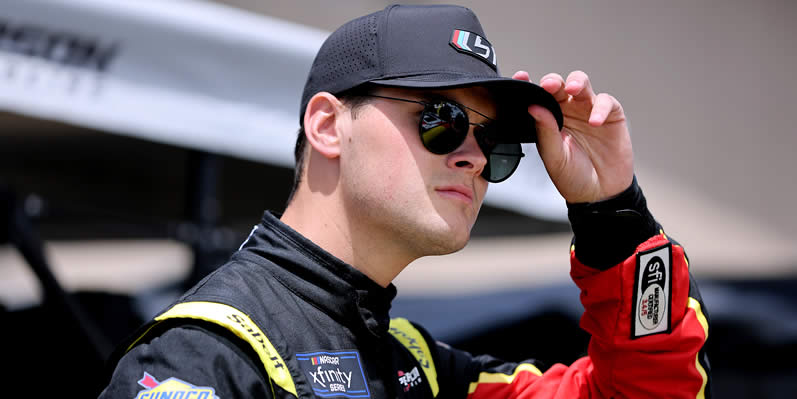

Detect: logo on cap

[449,29,497,70]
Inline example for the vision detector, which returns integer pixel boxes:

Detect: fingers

[536,70,623,125]
[512,70,531,82]
[538,70,596,103]
[564,70,595,102]
[540,73,568,102]
[589,93,623,126]
[529,70,623,128]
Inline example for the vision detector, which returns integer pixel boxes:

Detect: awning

[1,0,567,221]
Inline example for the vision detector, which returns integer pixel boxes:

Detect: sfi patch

[631,243,673,339]
[296,350,370,398]
[135,372,218,399]
[449,29,497,70]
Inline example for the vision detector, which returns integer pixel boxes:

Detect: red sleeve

[464,232,711,399]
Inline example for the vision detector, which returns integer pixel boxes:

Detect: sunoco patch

[296,350,370,398]
[135,372,218,399]
[631,243,673,339]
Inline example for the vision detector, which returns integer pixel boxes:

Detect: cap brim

[369,75,563,143]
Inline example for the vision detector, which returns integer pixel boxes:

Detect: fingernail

[566,81,580,90]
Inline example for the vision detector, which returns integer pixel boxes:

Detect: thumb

[529,104,561,145]
[529,104,565,167]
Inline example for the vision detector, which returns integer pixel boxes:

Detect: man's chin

[421,226,471,256]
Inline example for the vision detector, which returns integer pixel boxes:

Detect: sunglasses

[364,94,525,183]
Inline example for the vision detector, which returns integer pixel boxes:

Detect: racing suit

[100,179,711,398]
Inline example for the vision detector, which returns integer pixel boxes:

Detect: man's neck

[281,195,414,288]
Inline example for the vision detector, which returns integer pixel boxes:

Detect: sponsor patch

[449,29,497,70]
[296,350,370,398]
[631,243,673,339]
[135,372,218,399]
[397,367,422,392]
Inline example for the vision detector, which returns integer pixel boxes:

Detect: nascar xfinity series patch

[135,372,218,399]
[631,243,673,339]
[296,350,370,398]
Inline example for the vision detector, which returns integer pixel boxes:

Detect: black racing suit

[100,179,711,398]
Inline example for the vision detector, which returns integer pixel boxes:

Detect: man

[100,4,711,398]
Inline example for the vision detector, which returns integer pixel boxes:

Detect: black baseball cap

[300,4,563,142]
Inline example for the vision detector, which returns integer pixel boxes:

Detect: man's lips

[435,185,474,204]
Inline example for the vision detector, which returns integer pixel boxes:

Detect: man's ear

[303,92,345,159]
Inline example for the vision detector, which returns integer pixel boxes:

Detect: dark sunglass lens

[419,102,469,154]
[482,143,523,183]
[446,103,469,134]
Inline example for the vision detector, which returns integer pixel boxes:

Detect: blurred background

[1,0,795,397]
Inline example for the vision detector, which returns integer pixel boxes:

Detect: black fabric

[100,211,579,398]
[299,4,563,139]
[99,325,271,398]
[100,203,709,398]
[101,212,434,398]
[567,176,660,270]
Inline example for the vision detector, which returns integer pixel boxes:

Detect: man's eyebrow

[414,91,449,103]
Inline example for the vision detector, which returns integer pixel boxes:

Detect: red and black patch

[631,243,673,339]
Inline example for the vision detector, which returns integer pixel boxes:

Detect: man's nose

[446,130,487,177]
